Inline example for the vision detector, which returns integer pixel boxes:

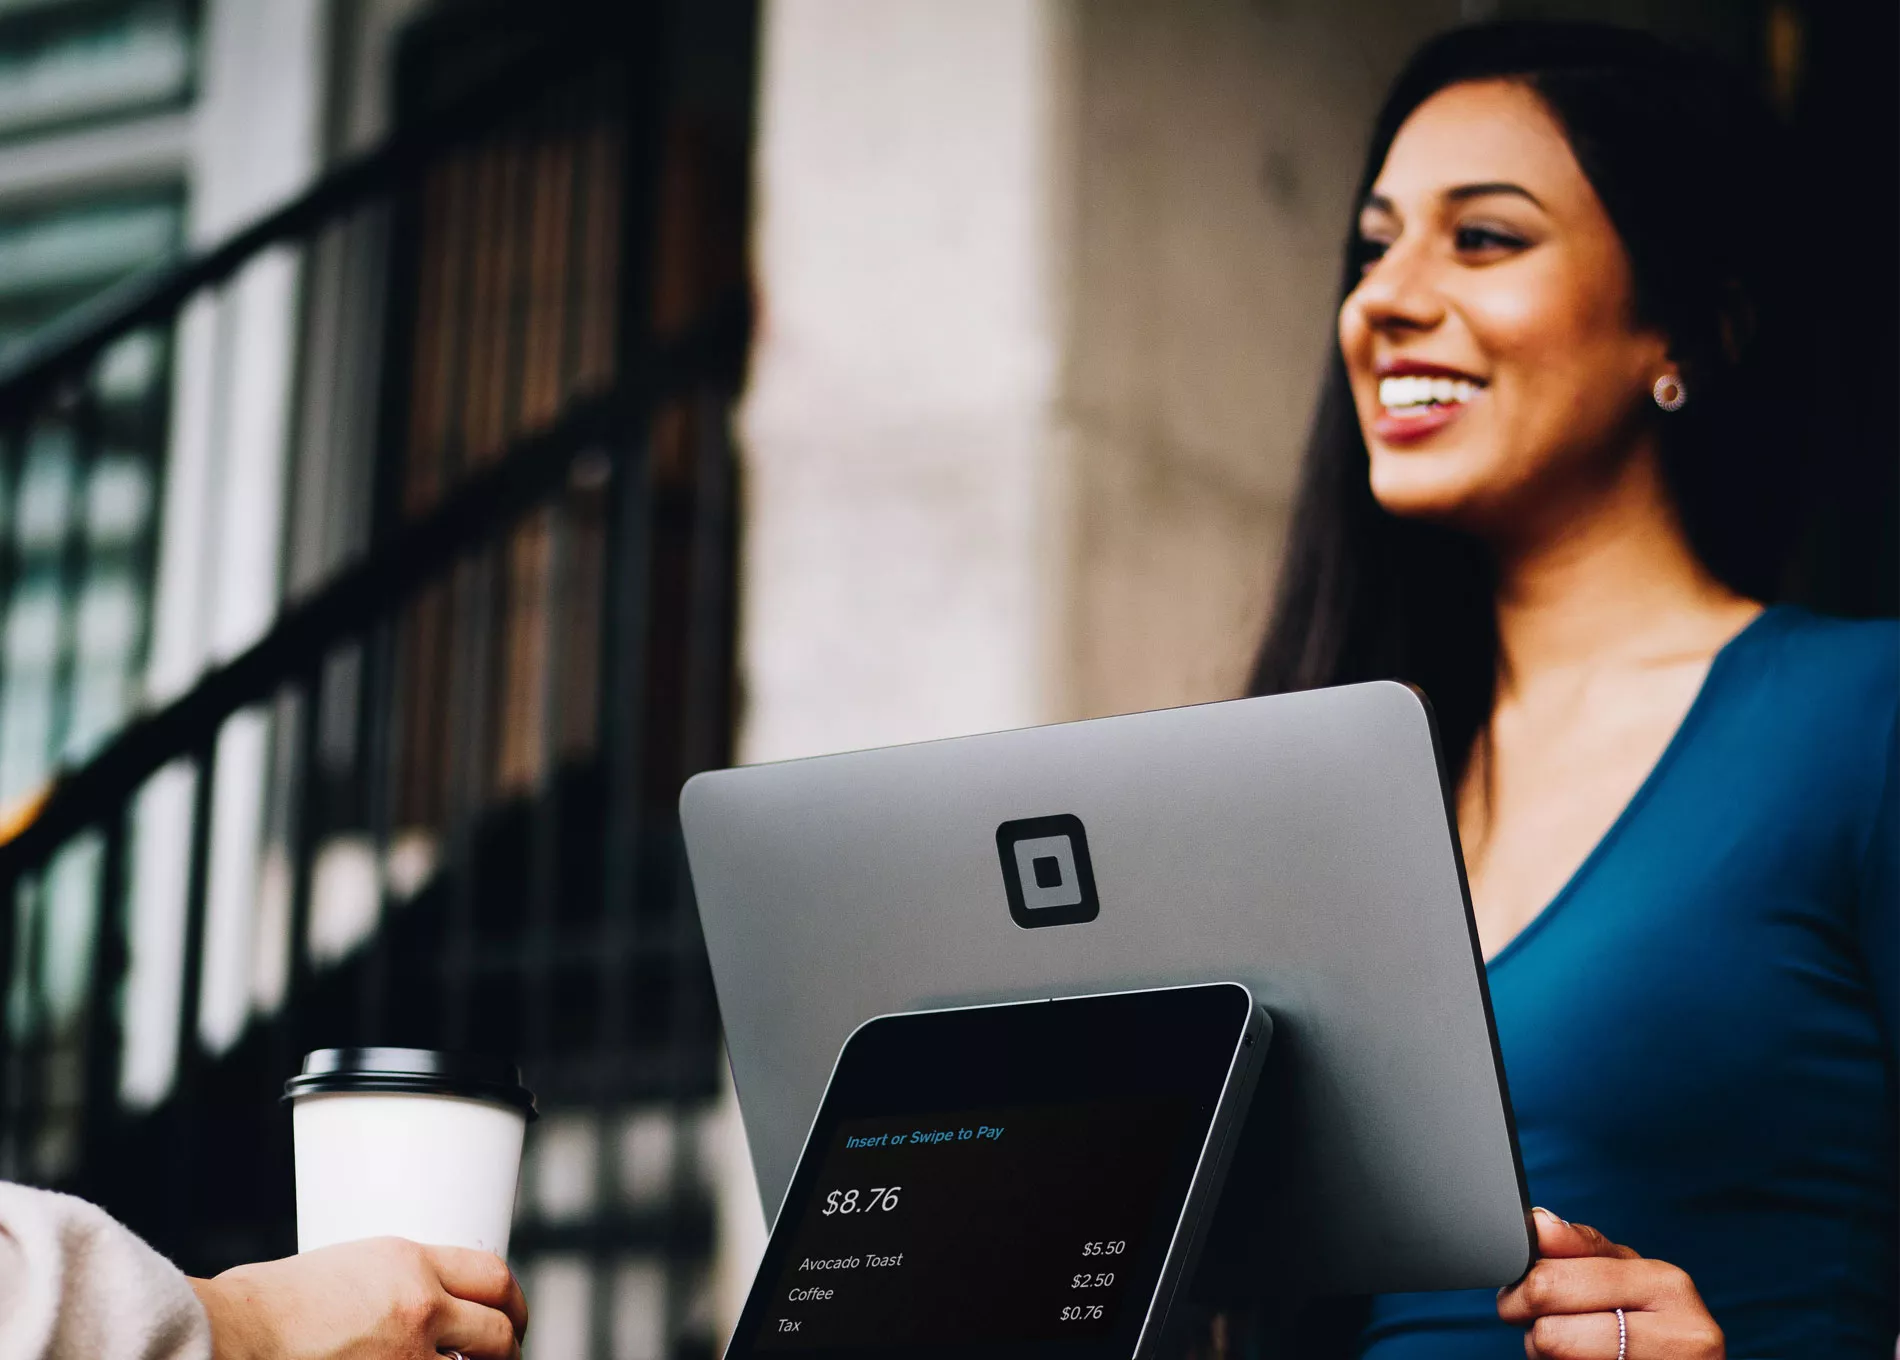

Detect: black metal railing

[0,5,752,1354]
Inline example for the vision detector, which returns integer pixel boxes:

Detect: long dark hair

[1249,22,1804,780]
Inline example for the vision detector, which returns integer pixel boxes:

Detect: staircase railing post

[165,735,218,1259]
[79,809,130,1198]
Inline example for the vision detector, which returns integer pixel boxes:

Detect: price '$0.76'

[822,1187,901,1216]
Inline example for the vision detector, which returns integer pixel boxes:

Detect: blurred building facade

[0,4,758,1360]
[0,1,189,853]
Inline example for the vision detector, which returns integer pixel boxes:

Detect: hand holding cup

[228,1047,542,1359]
[192,1236,528,1360]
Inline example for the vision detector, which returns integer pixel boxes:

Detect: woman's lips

[1374,400,1471,444]
[1371,372,1485,445]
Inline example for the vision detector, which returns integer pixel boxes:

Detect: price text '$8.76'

[822,1187,901,1216]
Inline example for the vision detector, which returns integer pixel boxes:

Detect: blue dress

[1359,607,1897,1358]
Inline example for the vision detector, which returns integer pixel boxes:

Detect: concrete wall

[1056,0,1460,719]
[739,0,1068,765]
[739,0,1469,767]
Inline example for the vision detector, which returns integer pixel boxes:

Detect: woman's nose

[1348,242,1445,335]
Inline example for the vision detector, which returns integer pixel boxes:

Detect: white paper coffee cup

[286,1047,537,1257]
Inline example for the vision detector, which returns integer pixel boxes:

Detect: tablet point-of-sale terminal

[723,984,1270,1360]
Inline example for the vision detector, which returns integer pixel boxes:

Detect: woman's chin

[1367,455,1494,524]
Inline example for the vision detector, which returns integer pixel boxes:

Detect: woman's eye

[1454,224,1527,254]
[1354,237,1392,273]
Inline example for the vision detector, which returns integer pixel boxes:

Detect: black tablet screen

[726,984,1256,1360]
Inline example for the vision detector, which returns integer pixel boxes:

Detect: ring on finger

[1614,1306,1627,1360]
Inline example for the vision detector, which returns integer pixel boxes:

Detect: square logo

[996,814,1099,928]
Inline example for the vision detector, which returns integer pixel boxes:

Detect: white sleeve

[0,1182,210,1360]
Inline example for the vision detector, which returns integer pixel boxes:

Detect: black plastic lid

[283,1047,537,1120]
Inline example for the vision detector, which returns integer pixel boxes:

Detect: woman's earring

[1652,372,1687,412]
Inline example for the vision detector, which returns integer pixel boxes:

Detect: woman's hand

[1497,1208,1723,1359]
[191,1236,529,1360]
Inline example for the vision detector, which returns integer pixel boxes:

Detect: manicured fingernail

[1532,1206,1569,1226]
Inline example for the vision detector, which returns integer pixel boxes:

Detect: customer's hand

[190,1236,528,1360]
[1497,1208,1722,1359]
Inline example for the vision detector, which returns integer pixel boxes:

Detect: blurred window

[0,0,194,143]
[0,192,178,810]
[0,192,182,349]
[0,0,195,818]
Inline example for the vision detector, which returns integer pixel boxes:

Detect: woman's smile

[1373,361,1487,444]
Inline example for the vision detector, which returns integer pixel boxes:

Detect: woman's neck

[1489,451,1758,692]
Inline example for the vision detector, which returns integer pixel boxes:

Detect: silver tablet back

[682,681,1533,1294]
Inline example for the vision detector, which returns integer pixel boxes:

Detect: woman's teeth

[1379,375,1481,410]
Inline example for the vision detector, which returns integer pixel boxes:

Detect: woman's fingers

[1522,1309,1621,1360]
[1525,1306,1725,1360]
[433,1294,523,1360]
[1499,1217,1724,1359]
[1498,1255,1696,1321]
[424,1245,529,1339]
[1530,1209,1641,1261]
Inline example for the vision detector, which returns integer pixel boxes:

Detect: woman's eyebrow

[1360,183,1542,217]
[1445,181,1544,207]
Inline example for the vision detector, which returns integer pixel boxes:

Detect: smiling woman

[1249,21,1895,1360]
[1344,86,1672,535]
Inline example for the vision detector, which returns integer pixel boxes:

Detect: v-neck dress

[1357,606,1898,1358]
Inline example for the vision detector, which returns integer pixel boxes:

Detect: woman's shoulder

[1737,604,1898,714]
[1674,609,1897,911]
[1713,606,1897,829]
